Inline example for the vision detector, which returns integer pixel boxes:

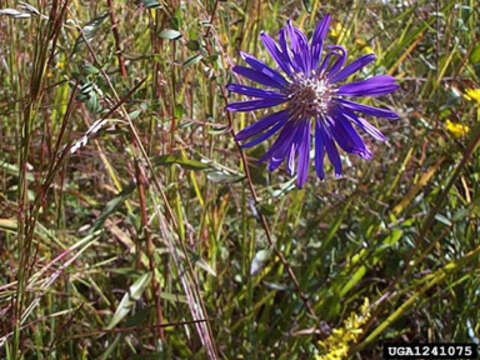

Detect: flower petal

[233,65,285,89]
[267,156,284,172]
[260,32,293,76]
[225,97,287,112]
[337,75,399,97]
[330,111,372,159]
[269,123,304,169]
[270,140,295,173]
[240,114,289,148]
[314,118,326,179]
[286,143,296,175]
[294,27,312,74]
[317,51,338,75]
[260,119,299,164]
[325,45,347,77]
[227,83,286,99]
[235,109,289,141]
[341,108,386,142]
[280,119,307,174]
[310,14,331,70]
[286,21,311,74]
[279,27,294,71]
[335,98,399,119]
[296,119,311,187]
[318,46,347,76]
[329,54,376,83]
[318,119,342,175]
[240,51,288,88]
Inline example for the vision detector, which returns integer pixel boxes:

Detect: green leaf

[0,218,17,232]
[0,8,32,19]
[90,183,135,233]
[183,54,203,67]
[207,125,229,135]
[107,272,152,330]
[0,162,34,181]
[158,29,182,40]
[86,92,101,113]
[129,109,142,120]
[73,13,109,53]
[434,214,452,226]
[470,44,480,64]
[250,249,271,275]
[302,0,312,12]
[206,171,244,183]
[141,0,161,9]
[188,251,217,277]
[186,40,200,51]
[171,7,183,30]
[263,281,288,291]
[153,155,210,170]
[205,54,218,63]
[340,266,367,297]
[174,104,184,118]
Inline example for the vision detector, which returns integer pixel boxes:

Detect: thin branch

[106,0,128,78]
[135,162,166,341]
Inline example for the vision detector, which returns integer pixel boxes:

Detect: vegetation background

[1,0,479,358]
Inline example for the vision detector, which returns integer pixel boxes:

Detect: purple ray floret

[226,14,399,188]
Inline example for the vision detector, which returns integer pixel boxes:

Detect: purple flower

[226,14,399,188]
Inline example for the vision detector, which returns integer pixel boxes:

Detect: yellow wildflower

[316,298,371,360]
[463,88,480,120]
[464,88,480,103]
[356,38,374,55]
[330,23,345,39]
[446,119,469,137]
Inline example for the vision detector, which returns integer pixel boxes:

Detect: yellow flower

[446,119,469,137]
[464,88,480,103]
[316,298,371,360]
[330,23,345,39]
[356,38,374,55]
[464,88,480,120]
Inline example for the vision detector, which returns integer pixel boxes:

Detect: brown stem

[106,0,128,78]
[135,162,166,342]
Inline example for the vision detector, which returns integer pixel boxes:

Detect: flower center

[288,77,332,118]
